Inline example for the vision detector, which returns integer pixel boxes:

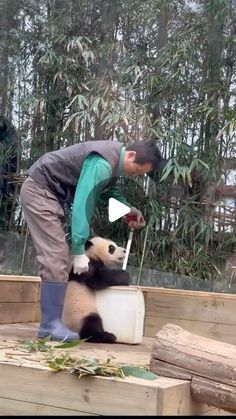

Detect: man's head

[123,139,163,176]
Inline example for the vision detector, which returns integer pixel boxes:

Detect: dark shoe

[38,281,79,342]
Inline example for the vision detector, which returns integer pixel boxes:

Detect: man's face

[123,151,153,176]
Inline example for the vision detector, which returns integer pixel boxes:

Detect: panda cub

[62,237,130,343]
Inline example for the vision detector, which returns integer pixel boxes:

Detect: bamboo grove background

[1,0,236,290]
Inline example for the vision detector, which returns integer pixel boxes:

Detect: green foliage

[0,144,16,166]
[16,338,158,381]
[18,336,86,352]
[18,337,54,353]
[2,0,236,286]
[47,355,158,380]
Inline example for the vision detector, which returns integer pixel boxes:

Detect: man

[20,138,163,341]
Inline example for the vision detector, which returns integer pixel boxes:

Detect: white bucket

[95,285,145,344]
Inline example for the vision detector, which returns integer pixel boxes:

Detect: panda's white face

[85,237,126,267]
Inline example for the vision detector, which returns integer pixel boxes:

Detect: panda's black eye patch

[109,244,116,254]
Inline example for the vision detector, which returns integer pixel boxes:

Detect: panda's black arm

[89,267,130,291]
[68,263,130,291]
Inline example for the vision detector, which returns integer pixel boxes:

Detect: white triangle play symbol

[108,198,130,222]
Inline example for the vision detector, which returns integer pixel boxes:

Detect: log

[149,323,236,413]
[191,376,236,414]
[150,323,236,386]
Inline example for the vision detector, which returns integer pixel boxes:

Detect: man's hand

[124,206,145,229]
[73,254,90,275]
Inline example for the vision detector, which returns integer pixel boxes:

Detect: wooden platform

[1,275,236,346]
[142,286,236,345]
[0,275,236,415]
[0,275,40,324]
[0,323,233,416]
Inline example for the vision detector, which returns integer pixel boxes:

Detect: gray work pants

[20,176,70,283]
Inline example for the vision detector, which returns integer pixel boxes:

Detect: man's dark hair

[126,138,163,170]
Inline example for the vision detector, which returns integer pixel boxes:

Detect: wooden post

[149,323,236,413]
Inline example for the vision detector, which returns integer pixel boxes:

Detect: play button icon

[108,198,131,222]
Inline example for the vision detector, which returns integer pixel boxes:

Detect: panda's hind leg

[80,313,116,343]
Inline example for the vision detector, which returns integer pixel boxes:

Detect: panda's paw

[87,331,117,343]
[102,331,117,343]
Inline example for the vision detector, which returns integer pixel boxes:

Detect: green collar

[118,146,126,176]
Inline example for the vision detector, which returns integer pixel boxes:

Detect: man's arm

[99,185,131,207]
[71,154,113,256]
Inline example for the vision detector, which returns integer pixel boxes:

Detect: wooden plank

[36,303,41,322]
[0,281,40,303]
[142,287,236,344]
[0,362,223,416]
[156,380,222,416]
[144,316,236,345]
[0,334,154,367]
[156,380,193,415]
[0,275,40,283]
[141,286,236,300]
[143,288,236,325]
[0,327,232,416]
[0,363,159,416]
[0,323,39,338]
[0,397,97,416]
[0,303,38,324]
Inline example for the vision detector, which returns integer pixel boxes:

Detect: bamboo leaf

[173,167,179,185]
[101,113,111,126]
[17,337,53,353]
[53,339,86,349]
[121,366,158,380]
[63,112,80,132]
[197,159,209,170]
[186,169,192,187]
[160,159,174,182]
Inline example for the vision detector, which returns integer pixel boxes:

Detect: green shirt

[71,147,130,255]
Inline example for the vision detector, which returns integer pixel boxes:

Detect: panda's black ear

[85,240,93,251]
